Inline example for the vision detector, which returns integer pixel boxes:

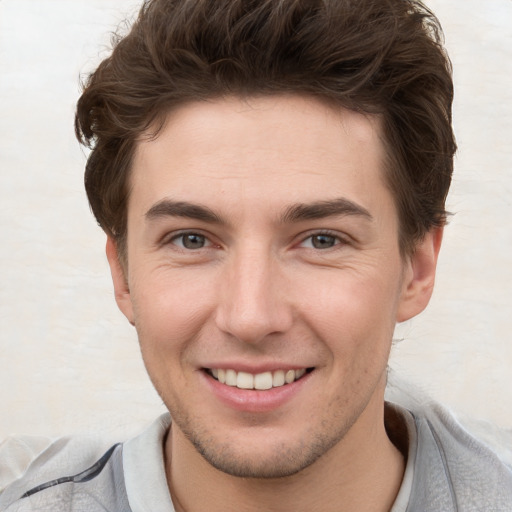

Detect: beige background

[0,0,511,439]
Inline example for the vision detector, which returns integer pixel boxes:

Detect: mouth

[205,367,313,390]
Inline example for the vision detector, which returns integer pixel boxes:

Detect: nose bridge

[216,242,291,343]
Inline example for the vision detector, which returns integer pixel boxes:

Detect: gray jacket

[1,404,511,511]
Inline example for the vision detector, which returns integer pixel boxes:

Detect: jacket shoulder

[0,436,130,511]
[409,403,512,511]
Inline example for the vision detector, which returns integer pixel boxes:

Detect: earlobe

[396,227,443,323]
[106,236,135,326]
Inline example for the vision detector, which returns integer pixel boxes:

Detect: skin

[107,95,442,511]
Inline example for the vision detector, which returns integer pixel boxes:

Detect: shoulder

[0,435,130,511]
[386,374,512,510]
[410,401,512,510]
[0,414,172,512]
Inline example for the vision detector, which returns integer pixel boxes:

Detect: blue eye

[301,233,341,249]
[310,234,337,249]
[172,233,209,249]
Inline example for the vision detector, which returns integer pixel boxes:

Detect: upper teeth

[210,368,307,390]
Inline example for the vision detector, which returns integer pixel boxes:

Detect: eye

[171,232,211,250]
[300,233,344,249]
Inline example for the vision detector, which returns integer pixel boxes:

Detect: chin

[194,443,318,479]
[182,421,350,479]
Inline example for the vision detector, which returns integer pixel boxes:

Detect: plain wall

[0,0,511,439]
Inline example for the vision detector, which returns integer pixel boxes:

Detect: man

[1,0,511,510]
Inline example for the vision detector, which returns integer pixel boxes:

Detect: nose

[215,246,293,345]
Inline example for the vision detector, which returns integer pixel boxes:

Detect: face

[108,95,439,478]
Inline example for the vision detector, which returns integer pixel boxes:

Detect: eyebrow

[281,198,372,223]
[144,197,372,225]
[145,200,223,224]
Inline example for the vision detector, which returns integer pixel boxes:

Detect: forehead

[130,95,392,222]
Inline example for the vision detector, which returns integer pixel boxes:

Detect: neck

[165,401,405,512]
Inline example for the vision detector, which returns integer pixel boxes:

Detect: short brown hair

[76,0,456,259]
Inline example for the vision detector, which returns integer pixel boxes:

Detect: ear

[396,227,443,323]
[106,236,135,326]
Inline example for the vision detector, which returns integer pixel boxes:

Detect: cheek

[297,266,402,355]
[129,267,217,354]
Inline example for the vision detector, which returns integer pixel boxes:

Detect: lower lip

[200,370,312,413]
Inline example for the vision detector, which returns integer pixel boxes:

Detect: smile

[207,368,310,390]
